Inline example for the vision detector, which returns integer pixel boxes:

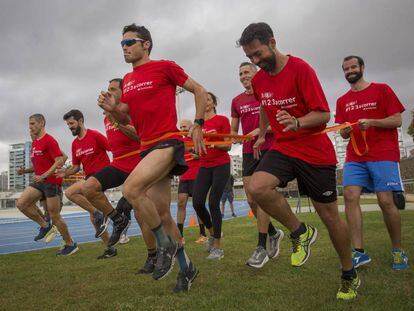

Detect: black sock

[177,223,184,236]
[290,223,306,239]
[354,248,365,253]
[258,232,267,249]
[148,248,156,257]
[342,268,357,280]
[268,222,277,236]
[108,210,124,225]
[199,224,206,236]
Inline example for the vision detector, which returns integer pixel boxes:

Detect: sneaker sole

[246,255,270,268]
[153,243,178,281]
[95,219,110,238]
[292,227,318,267]
[268,230,285,259]
[59,246,79,256]
[354,258,371,269]
[44,226,58,244]
[188,268,200,290]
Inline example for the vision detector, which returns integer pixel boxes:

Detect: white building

[9,142,33,190]
[230,155,242,177]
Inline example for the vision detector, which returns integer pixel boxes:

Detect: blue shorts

[343,161,403,193]
[221,191,234,203]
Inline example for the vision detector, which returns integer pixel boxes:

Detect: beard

[345,71,363,84]
[70,126,81,136]
[258,50,277,73]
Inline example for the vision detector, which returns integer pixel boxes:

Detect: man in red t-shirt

[16,114,77,256]
[231,62,284,268]
[57,109,112,257]
[83,78,158,273]
[238,22,359,300]
[176,119,207,243]
[335,55,408,270]
[97,24,207,292]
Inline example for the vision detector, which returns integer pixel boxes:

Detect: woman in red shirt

[193,92,231,260]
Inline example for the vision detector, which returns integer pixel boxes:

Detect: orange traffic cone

[248,209,254,218]
[189,214,197,227]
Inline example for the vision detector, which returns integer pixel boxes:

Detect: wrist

[194,118,205,127]
[292,117,301,131]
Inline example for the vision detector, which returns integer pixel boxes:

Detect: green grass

[1,211,413,311]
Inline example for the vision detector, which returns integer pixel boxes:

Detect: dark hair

[239,62,257,71]
[63,109,84,122]
[29,113,46,126]
[237,22,274,46]
[207,92,218,113]
[122,23,153,54]
[343,55,365,67]
[109,78,123,89]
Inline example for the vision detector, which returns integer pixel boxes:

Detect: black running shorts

[92,166,130,191]
[242,149,269,177]
[30,182,62,198]
[178,180,195,196]
[255,150,337,203]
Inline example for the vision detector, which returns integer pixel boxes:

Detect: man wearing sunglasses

[98,24,207,293]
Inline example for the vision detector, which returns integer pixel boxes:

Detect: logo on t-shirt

[123,80,154,94]
[76,147,95,158]
[345,101,377,113]
[260,94,297,109]
[240,104,260,115]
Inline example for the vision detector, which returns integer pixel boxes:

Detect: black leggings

[116,196,132,220]
[192,163,230,239]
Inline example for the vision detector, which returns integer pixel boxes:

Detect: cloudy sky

[1,0,413,172]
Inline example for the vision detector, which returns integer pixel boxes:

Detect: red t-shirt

[104,117,141,173]
[71,129,110,177]
[231,92,273,154]
[180,137,200,181]
[120,60,188,149]
[335,82,405,162]
[199,115,231,168]
[251,55,336,165]
[31,133,63,185]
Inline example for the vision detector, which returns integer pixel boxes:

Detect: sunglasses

[121,38,145,47]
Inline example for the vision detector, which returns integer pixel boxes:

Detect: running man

[335,55,408,270]
[220,174,236,218]
[176,119,207,243]
[97,24,207,292]
[57,109,113,258]
[231,63,285,267]
[83,78,158,271]
[16,114,78,256]
[238,22,359,300]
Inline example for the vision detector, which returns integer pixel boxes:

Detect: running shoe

[173,262,199,293]
[108,216,130,247]
[57,242,79,256]
[195,235,208,244]
[268,229,284,259]
[44,225,59,244]
[352,250,371,268]
[206,236,214,253]
[119,234,130,244]
[152,238,178,280]
[34,223,56,242]
[232,213,237,217]
[97,247,117,259]
[246,246,269,268]
[392,250,409,270]
[136,256,157,274]
[95,213,110,238]
[336,275,361,300]
[290,224,317,267]
[206,248,224,260]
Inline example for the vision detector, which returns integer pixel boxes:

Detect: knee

[50,213,61,224]
[82,180,100,200]
[247,180,267,203]
[378,198,395,212]
[123,182,144,204]
[343,188,360,204]
[64,188,74,201]
[16,198,26,211]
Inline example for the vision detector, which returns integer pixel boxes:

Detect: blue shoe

[392,250,409,270]
[352,250,371,268]
[57,242,79,256]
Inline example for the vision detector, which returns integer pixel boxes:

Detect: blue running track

[0,201,251,255]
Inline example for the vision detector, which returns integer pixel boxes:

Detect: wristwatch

[194,118,205,127]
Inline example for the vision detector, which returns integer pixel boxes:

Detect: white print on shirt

[76,147,95,158]
[123,80,154,94]
[203,129,217,134]
[31,147,43,157]
[260,94,297,110]
[239,104,260,115]
[105,122,119,132]
[345,101,377,113]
